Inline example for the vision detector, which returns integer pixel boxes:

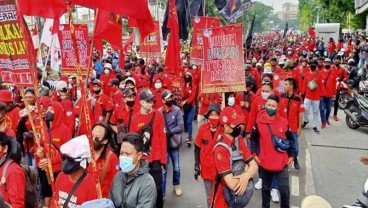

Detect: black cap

[24,88,35,95]
[309,59,318,65]
[139,88,154,102]
[334,55,341,60]
[123,88,136,97]
[124,63,133,70]
[110,78,120,86]
[161,90,173,100]
[204,103,221,119]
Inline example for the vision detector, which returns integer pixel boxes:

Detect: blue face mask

[265,107,277,116]
[119,155,136,173]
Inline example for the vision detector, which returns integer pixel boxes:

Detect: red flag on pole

[309,26,316,38]
[71,0,154,40]
[165,0,181,75]
[124,33,134,52]
[17,0,66,19]
[94,10,122,49]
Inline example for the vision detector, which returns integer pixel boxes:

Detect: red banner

[190,16,221,66]
[140,21,161,59]
[58,24,90,75]
[0,0,35,86]
[202,24,245,93]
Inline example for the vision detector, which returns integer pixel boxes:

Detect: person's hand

[161,163,166,171]
[180,100,187,107]
[254,156,260,165]
[288,157,294,166]
[38,158,48,171]
[360,156,368,165]
[194,166,200,181]
[297,128,302,137]
[36,148,44,158]
[244,101,250,109]
[234,172,250,195]
[165,128,173,139]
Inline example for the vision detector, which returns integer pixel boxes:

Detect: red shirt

[53,172,98,207]
[296,65,311,93]
[100,73,116,96]
[1,126,15,137]
[153,88,165,110]
[95,93,114,116]
[182,84,196,106]
[5,105,20,133]
[130,111,167,164]
[279,93,305,132]
[212,134,252,208]
[235,91,256,126]
[198,93,221,115]
[194,124,222,180]
[60,98,75,135]
[0,161,26,208]
[319,69,338,97]
[87,149,119,198]
[273,70,298,94]
[246,96,266,133]
[110,90,124,108]
[302,70,323,101]
[328,42,336,54]
[110,105,139,126]
[74,98,103,136]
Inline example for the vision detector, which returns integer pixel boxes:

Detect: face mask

[126,100,135,107]
[287,51,292,55]
[119,155,136,173]
[184,76,191,83]
[310,64,317,70]
[94,89,101,95]
[261,92,270,100]
[228,97,235,106]
[325,65,331,69]
[62,158,81,174]
[334,63,340,66]
[208,118,219,127]
[154,82,162,90]
[93,140,105,151]
[265,107,277,116]
[142,101,153,113]
[230,124,242,138]
[165,100,174,107]
[302,62,307,67]
[104,69,110,74]
[45,111,54,121]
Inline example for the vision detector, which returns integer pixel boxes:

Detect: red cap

[0,90,12,102]
[220,107,245,125]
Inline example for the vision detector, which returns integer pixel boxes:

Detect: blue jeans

[162,148,180,195]
[24,152,35,167]
[303,98,320,128]
[271,175,278,189]
[183,106,195,139]
[320,96,333,123]
[290,132,299,157]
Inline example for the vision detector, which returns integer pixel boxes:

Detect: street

[164,110,368,208]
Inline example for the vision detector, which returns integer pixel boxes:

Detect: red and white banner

[202,24,245,93]
[58,24,90,75]
[190,17,221,66]
[0,0,35,86]
[140,21,161,59]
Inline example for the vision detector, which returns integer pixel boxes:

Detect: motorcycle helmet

[348,59,355,65]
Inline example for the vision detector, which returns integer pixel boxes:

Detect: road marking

[291,176,300,196]
[305,146,316,195]
[291,206,299,208]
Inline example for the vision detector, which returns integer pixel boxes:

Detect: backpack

[212,137,254,208]
[307,79,318,91]
[139,112,156,156]
[1,160,39,208]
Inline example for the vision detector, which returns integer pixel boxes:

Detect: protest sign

[140,21,161,59]
[202,24,245,93]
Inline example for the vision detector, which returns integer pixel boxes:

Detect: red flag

[71,0,154,40]
[94,39,104,57]
[124,33,134,52]
[165,0,181,75]
[309,27,316,38]
[94,10,122,49]
[17,0,66,19]
[32,24,40,50]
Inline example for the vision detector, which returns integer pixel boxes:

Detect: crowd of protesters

[0,31,367,208]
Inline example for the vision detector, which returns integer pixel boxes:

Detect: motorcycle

[359,80,368,97]
[344,92,368,129]
[343,177,368,207]
[338,80,352,109]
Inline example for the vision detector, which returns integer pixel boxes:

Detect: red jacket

[110,104,139,126]
[194,124,222,180]
[100,73,116,96]
[279,93,305,132]
[246,96,266,133]
[130,111,167,164]
[0,160,26,208]
[182,84,196,106]
[153,88,165,110]
[95,93,114,117]
[319,69,338,97]
[236,91,256,126]
[302,70,323,101]
[5,103,20,133]
[110,90,124,108]
[60,98,75,136]
[273,70,298,94]
[198,93,221,115]
[296,65,310,93]
[74,98,103,136]
[328,42,336,54]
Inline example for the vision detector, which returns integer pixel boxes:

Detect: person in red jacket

[301,59,323,134]
[212,107,258,208]
[328,38,336,60]
[332,56,349,121]
[0,90,20,134]
[250,94,295,208]
[319,58,338,128]
[55,81,76,136]
[109,78,124,108]
[295,58,310,95]
[0,132,26,208]
[152,77,165,110]
[194,103,222,207]
[100,63,116,97]
[130,88,166,208]
[74,95,103,136]
[88,122,119,198]
[236,81,256,128]
[197,93,221,128]
[92,79,114,123]
[53,135,98,207]
[0,103,15,137]
[279,78,305,170]
[179,72,197,146]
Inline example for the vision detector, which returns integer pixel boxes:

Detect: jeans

[204,180,212,208]
[260,167,290,208]
[333,90,340,116]
[183,106,195,139]
[149,160,164,208]
[320,96,333,123]
[24,152,35,167]
[303,98,320,128]
[271,175,278,189]
[162,148,180,195]
[290,132,299,157]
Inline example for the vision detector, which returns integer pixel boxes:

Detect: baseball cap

[110,78,120,86]
[139,88,154,102]
[324,58,331,63]
[124,77,136,86]
[124,63,133,70]
[220,107,245,126]
[161,90,173,100]
[123,88,136,97]
[283,60,294,69]
[256,63,262,67]
[104,63,112,69]
[204,103,221,119]
[310,59,318,65]
[278,58,285,65]
[60,135,91,168]
[301,195,332,208]
[270,56,277,61]
[92,79,102,86]
[56,81,68,91]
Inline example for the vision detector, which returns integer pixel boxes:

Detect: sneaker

[294,158,300,170]
[333,115,339,121]
[326,120,331,125]
[301,121,309,128]
[174,185,182,196]
[254,178,262,190]
[313,127,320,134]
[321,122,326,129]
[186,138,192,147]
[271,188,280,203]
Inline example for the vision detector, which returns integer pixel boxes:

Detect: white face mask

[261,92,270,100]
[228,97,235,106]
[104,69,110,74]
[154,82,162,90]
[287,51,292,55]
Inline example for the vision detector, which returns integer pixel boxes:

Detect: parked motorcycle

[338,80,352,109]
[344,92,368,129]
[343,177,368,207]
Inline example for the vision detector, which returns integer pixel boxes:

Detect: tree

[241,2,273,33]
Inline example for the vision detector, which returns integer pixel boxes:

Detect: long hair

[92,122,119,155]
[0,132,22,163]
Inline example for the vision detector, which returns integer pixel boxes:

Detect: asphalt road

[164,110,368,208]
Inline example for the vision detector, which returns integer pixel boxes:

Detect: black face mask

[62,157,81,174]
[126,100,135,107]
[94,89,102,95]
[335,63,340,66]
[93,140,105,151]
[45,111,54,122]
[310,64,317,71]
[230,124,242,138]
[325,65,331,69]
[165,100,174,107]
[184,76,192,83]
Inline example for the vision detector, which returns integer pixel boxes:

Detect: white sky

[258,0,299,12]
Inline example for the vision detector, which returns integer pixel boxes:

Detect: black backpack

[1,159,39,208]
[139,112,156,156]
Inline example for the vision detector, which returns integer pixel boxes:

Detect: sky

[258,0,299,12]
